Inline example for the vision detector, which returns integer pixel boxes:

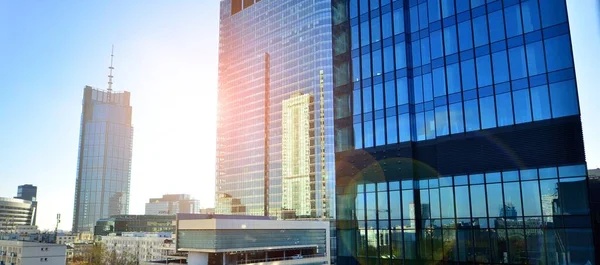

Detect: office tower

[15,184,37,202]
[281,93,314,218]
[0,197,36,231]
[332,0,596,264]
[215,0,335,219]
[145,194,201,215]
[72,50,133,233]
[14,184,37,225]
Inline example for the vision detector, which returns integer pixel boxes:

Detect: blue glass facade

[72,86,133,233]
[332,0,595,264]
[216,0,336,219]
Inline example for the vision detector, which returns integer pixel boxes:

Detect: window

[419,3,428,30]
[449,102,464,134]
[521,181,542,216]
[352,56,360,81]
[513,89,532,124]
[430,30,444,59]
[444,25,458,55]
[428,0,440,22]
[414,75,423,103]
[464,99,480,131]
[550,80,579,118]
[421,37,431,65]
[350,0,358,19]
[352,25,359,49]
[375,119,386,146]
[435,106,449,136]
[446,63,461,94]
[530,85,552,121]
[370,0,380,10]
[504,5,522,39]
[496,92,514,127]
[382,12,393,39]
[374,83,384,110]
[433,67,446,97]
[387,116,398,144]
[487,183,504,217]
[364,120,374,147]
[399,113,411,142]
[371,17,381,43]
[509,46,527,80]
[361,21,370,46]
[393,8,405,35]
[526,41,546,75]
[458,20,473,51]
[383,45,394,73]
[456,0,469,13]
[440,187,455,218]
[455,186,471,218]
[539,0,567,28]
[426,110,435,139]
[488,10,505,43]
[395,42,407,69]
[397,77,409,105]
[360,0,368,14]
[521,0,541,33]
[461,59,476,90]
[470,185,487,217]
[372,49,382,76]
[476,55,493,87]
[423,73,433,101]
[363,87,372,113]
[441,0,454,18]
[545,34,574,72]
[410,6,419,33]
[492,51,509,84]
[412,40,422,66]
[473,15,489,47]
[361,53,372,78]
[352,90,362,115]
[354,123,363,149]
[385,80,396,108]
[416,112,426,141]
[480,96,496,129]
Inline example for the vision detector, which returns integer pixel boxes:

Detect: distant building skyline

[72,86,133,233]
[145,194,200,215]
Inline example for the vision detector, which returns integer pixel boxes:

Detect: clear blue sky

[0,1,598,231]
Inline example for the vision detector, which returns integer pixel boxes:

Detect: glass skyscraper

[72,86,133,233]
[332,0,596,264]
[215,0,335,219]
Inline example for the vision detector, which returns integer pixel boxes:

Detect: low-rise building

[94,215,175,236]
[100,232,176,264]
[0,198,36,232]
[176,214,330,265]
[0,240,66,265]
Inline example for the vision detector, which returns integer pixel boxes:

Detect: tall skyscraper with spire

[72,47,134,233]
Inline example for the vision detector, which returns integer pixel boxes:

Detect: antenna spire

[108,45,115,92]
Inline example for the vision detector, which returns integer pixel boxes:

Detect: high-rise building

[72,52,133,233]
[15,184,37,202]
[14,184,37,225]
[215,0,335,219]
[332,0,596,264]
[145,194,201,215]
[281,93,314,218]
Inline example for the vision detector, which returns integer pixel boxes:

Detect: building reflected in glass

[215,0,335,219]
[72,86,133,233]
[332,0,596,264]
